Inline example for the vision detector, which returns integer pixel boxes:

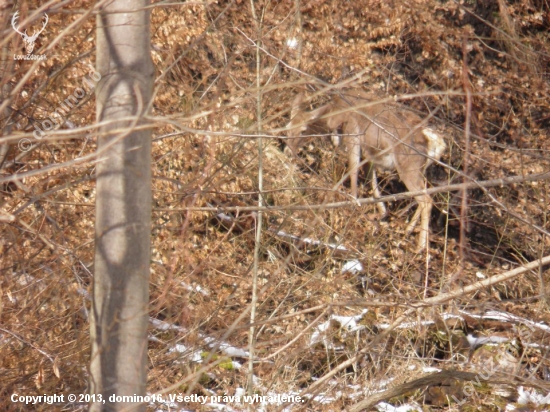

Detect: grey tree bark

[90,1,153,411]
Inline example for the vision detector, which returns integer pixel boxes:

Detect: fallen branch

[349,369,550,412]
[159,171,550,213]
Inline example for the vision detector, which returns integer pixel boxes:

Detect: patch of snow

[214,343,249,358]
[466,334,509,348]
[460,310,550,332]
[376,401,422,411]
[149,317,187,333]
[422,367,441,373]
[180,281,210,296]
[204,403,240,412]
[517,386,550,405]
[310,310,369,348]
[379,320,435,330]
[167,343,203,363]
[342,259,363,274]
[169,343,188,353]
[286,38,298,49]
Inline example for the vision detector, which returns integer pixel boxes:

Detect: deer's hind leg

[370,168,387,216]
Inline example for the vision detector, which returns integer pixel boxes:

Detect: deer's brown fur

[285,90,446,251]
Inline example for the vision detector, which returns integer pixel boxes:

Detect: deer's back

[326,94,430,170]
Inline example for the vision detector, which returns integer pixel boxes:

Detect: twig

[0,327,54,363]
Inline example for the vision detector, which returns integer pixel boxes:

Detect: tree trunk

[90,0,153,410]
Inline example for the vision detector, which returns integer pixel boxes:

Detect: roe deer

[285,90,446,251]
